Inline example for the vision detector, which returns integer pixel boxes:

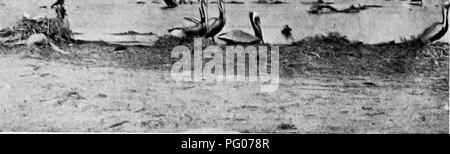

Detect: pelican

[164,0,178,8]
[50,0,67,19]
[418,2,449,43]
[217,12,263,44]
[51,0,65,8]
[55,4,67,20]
[168,1,208,37]
[184,0,226,42]
[205,0,226,43]
[308,4,338,14]
[184,0,209,29]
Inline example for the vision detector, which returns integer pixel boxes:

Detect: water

[0,0,448,44]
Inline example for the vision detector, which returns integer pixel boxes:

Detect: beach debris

[277,123,297,130]
[6,33,70,54]
[19,73,37,77]
[208,0,244,4]
[107,121,130,129]
[410,0,423,6]
[363,82,377,87]
[308,4,382,14]
[26,33,53,48]
[419,115,426,122]
[2,11,73,44]
[67,91,86,100]
[25,64,41,71]
[40,73,50,77]
[362,106,373,111]
[125,88,138,93]
[55,89,86,105]
[365,110,385,117]
[96,93,108,98]
[134,108,146,113]
[0,1,73,54]
[301,0,334,5]
[255,0,285,4]
[136,1,146,4]
[110,30,155,36]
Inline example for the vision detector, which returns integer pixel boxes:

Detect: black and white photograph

[0,0,449,139]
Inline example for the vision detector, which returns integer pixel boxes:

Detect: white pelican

[418,2,449,43]
[217,12,263,44]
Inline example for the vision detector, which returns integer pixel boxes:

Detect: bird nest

[1,17,73,45]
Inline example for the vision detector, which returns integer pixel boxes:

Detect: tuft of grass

[11,18,74,45]
[281,32,448,76]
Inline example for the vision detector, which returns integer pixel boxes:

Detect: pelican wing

[208,18,220,25]
[418,22,443,42]
[206,17,223,36]
[168,25,205,37]
[184,17,202,25]
[218,30,261,44]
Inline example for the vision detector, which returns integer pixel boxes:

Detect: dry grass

[0,33,448,133]
[0,17,73,45]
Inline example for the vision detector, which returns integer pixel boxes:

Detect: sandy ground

[0,44,448,133]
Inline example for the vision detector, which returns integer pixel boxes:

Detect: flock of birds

[164,0,449,45]
[3,0,446,45]
[168,0,264,44]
